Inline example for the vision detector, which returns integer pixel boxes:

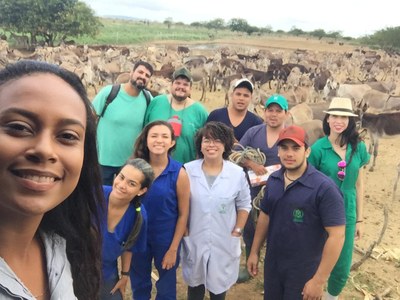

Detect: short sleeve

[358,141,370,167]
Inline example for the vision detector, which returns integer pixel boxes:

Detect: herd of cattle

[1,38,400,177]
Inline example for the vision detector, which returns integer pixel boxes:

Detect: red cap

[277,125,308,147]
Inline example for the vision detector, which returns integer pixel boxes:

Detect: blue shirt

[239,123,281,198]
[260,164,345,270]
[101,186,148,280]
[206,108,262,141]
[141,157,182,245]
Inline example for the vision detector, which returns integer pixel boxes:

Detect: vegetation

[0,0,101,46]
[74,18,238,45]
[1,4,400,50]
[359,27,400,50]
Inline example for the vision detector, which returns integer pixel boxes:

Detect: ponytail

[123,197,143,250]
[120,158,154,250]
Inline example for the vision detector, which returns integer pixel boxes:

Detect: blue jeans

[100,165,121,186]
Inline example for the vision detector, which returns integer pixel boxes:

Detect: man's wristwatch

[233,227,243,236]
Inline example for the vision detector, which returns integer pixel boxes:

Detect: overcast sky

[81,0,398,38]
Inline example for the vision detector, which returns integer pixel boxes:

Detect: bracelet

[120,271,130,276]
[356,220,363,223]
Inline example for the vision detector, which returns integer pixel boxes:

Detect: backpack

[98,84,151,119]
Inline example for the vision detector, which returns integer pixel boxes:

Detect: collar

[271,163,319,189]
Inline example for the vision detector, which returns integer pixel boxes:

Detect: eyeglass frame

[202,138,223,146]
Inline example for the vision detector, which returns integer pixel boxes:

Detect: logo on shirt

[292,209,304,223]
[219,204,227,214]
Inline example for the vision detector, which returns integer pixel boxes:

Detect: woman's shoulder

[168,156,183,169]
[40,231,68,259]
[224,160,246,174]
[183,159,202,171]
[356,140,368,150]
[311,136,328,148]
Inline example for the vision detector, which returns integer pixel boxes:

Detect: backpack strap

[99,84,121,118]
[142,89,151,107]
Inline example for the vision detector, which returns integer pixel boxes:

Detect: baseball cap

[265,94,288,110]
[277,125,308,147]
[233,78,254,93]
[172,67,192,82]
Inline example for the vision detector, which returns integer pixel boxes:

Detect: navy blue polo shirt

[260,164,345,271]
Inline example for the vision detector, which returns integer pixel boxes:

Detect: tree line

[187,17,400,50]
[1,0,399,51]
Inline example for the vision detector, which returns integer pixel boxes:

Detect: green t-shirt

[145,95,208,163]
[93,85,148,166]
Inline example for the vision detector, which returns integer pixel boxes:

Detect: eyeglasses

[202,138,223,146]
[337,160,346,181]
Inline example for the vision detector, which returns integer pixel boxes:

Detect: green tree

[363,27,400,49]
[59,1,102,43]
[190,21,205,27]
[310,29,326,39]
[260,26,274,34]
[164,17,173,29]
[326,31,342,39]
[0,0,101,47]
[206,18,225,31]
[245,25,259,36]
[228,18,250,32]
[288,26,305,36]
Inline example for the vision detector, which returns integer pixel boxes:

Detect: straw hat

[323,97,358,117]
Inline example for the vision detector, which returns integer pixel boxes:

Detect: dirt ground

[128,36,400,299]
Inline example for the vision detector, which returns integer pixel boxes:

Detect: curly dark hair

[133,120,176,161]
[0,60,104,300]
[195,121,235,160]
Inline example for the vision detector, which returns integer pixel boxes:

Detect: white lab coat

[182,159,251,294]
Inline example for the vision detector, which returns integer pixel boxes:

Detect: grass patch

[77,18,238,45]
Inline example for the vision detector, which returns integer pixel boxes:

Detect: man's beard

[172,94,187,102]
[131,79,145,90]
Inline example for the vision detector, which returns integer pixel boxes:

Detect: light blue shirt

[0,232,77,299]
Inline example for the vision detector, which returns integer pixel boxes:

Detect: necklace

[169,97,187,112]
[284,171,296,182]
[34,291,47,299]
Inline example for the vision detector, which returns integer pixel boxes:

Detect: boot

[237,245,251,283]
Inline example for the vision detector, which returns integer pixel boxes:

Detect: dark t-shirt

[206,108,263,141]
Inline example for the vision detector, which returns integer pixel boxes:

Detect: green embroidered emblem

[293,209,304,223]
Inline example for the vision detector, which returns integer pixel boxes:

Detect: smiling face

[130,65,152,90]
[146,124,176,156]
[0,74,86,217]
[171,77,191,102]
[327,114,349,134]
[201,137,225,161]
[111,165,147,204]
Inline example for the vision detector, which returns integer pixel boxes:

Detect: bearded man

[144,67,208,163]
[93,60,154,185]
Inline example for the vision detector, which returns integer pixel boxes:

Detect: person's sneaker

[236,267,251,283]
